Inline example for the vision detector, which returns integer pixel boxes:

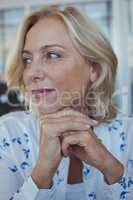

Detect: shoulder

[0,110,36,125]
[95,112,133,137]
[0,111,39,171]
[0,111,39,146]
[94,113,133,159]
[106,113,133,138]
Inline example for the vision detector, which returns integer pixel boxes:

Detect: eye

[22,57,32,65]
[46,52,61,59]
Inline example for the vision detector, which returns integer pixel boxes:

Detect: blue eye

[46,52,61,59]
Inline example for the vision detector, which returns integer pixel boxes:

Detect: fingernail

[86,124,91,129]
[91,120,98,125]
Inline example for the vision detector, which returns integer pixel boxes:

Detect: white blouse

[0,110,133,200]
[66,183,86,200]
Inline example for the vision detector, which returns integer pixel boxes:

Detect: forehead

[24,17,74,51]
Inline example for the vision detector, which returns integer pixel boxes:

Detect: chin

[31,96,72,115]
[37,103,64,115]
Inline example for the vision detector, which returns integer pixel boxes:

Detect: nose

[28,61,45,83]
[31,72,44,82]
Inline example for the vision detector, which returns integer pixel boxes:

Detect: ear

[89,65,98,83]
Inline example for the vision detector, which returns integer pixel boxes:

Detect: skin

[22,17,124,188]
[23,17,96,114]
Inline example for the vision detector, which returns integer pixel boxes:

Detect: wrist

[101,156,124,185]
[31,161,54,189]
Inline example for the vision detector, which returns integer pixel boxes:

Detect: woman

[0,5,132,200]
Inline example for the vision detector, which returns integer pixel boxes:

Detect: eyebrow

[22,44,66,54]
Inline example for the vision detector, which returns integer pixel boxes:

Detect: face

[22,17,97,114]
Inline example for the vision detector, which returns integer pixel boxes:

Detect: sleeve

[0,118,58,200]
[10,176,57,200]
[101,166,133,200]
[116,117,133,200]
[0,159,57,200]
[102,117,133,200]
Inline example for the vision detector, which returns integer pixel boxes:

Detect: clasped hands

[39,107,124,185]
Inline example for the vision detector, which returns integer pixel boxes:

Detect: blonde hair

[5,5,118,123]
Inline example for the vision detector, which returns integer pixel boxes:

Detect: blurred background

[0,0,132,116]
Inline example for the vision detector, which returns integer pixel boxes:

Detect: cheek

[53,62,89,102]
[22,70,31,89]
[55,65,89,92]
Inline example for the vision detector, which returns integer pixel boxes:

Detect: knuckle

[84,133,89,140]
[62,136,68,144]
[85,132,91,140]
[69,115,75,122]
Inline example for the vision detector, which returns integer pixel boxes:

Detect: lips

[31,88,55,95]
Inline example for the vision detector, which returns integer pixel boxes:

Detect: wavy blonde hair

[5,5,118,123]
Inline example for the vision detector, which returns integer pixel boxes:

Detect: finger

[40,114,97,129]
[40,108,98,126]
[62,130,81,137]
[40,124,44,144]
[41,117,91,127]
[62,133,83,156]
[63,131,77,138]
[39,117,91,138]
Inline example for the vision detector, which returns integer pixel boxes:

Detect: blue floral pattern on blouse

[0,111,132,200]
